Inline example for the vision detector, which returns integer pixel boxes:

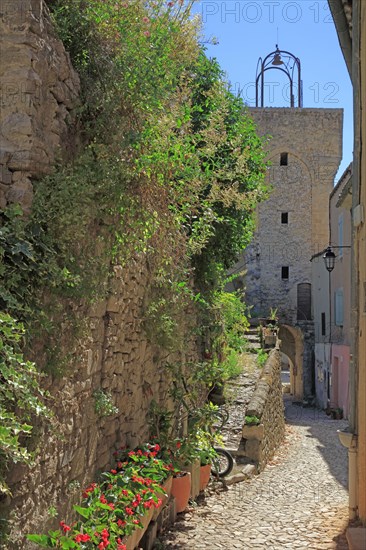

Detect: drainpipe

[338,429,358,519]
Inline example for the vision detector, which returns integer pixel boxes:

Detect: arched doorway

[278,324,304,399]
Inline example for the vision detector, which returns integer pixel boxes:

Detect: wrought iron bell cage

[255,46,303,108]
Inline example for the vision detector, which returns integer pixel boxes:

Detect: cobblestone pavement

[159,397,350,549]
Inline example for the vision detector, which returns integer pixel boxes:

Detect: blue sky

[193,0,353,181]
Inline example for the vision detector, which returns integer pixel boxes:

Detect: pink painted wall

[331,344,350,418]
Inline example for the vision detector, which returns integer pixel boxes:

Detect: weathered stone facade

[241,348,285,470]
[0,3,201,548]
[231,107,343,400]
[3,256,199,549]
[0,0,80,212]
[242,107,343,324]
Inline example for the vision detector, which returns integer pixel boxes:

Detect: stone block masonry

[241,347,285,470]
[0,3,201,548]
[242,108,343,325]
[0,0,80,213]
[228,106,343,403]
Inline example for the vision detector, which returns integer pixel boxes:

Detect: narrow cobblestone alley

[159,397,350,550]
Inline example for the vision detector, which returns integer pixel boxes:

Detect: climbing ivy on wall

[0,0,269,491]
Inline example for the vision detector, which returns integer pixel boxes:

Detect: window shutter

[335,288,344,326]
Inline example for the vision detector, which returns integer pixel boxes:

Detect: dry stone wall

[4,257,199,549]
[0,3,201,548]
[0,0,80,212]
[241,347,285,471]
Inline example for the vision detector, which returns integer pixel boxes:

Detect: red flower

[82,482,97,498]
[117,519,126,527]
[133,519,140,525]
[100,495,107,504]
[176,441,181,449]
[110,469,117,474]
[108,502,115,510]
[121,489,129,496]
[60,521,71,533]
[154,497,163,508]
[101,528,109,540]
[117,462,123,469]
[75,534,91,543]
[154,444,161,451]
[132,494,141,507]
[125,507,134,515]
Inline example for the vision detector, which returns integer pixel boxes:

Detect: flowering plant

[114,442,175,484]
[27,456,165,549]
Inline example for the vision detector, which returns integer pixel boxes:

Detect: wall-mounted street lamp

[323,245,351,272]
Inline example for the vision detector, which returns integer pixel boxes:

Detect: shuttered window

[335,288,344,326]
[297,283,312,320]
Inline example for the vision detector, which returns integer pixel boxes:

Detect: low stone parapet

[241,347,285,471]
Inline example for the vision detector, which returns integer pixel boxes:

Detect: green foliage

[93,389,119,418]
[0,313,51,493]
[1,0,268,496]
[244,415,261,426]
[0,204,65,318]
[212,289,249,352]
[256,348,269,367]
[221,349,243,379]
[28,445,169,548]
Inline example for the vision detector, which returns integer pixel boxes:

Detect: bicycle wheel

[211,447,234,477]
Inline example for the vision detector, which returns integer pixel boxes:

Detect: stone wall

[241,347,285,471]
[3,257,199,549]
[0,0,80,213]
[0,3,201,548]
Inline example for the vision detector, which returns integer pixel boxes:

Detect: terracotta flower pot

[199,464,211,491]
[123,508,153,550]
[171,471,191,513]
[152,475,172,521]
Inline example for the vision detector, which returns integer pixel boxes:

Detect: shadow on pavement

[284,396,348,490]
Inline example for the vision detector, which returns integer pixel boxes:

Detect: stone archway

[278,324,304,399]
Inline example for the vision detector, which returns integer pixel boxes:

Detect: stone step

[246,333,260,342]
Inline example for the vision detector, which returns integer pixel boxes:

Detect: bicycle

[211,446,234,477]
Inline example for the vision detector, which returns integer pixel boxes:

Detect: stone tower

[244,107,343,322]
[234,48,343,399]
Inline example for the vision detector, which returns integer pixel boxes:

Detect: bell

[272,53,284,66]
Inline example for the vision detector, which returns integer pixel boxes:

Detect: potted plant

[27,447,167,549]
[198,447,217,491]
[169,438,198,506]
